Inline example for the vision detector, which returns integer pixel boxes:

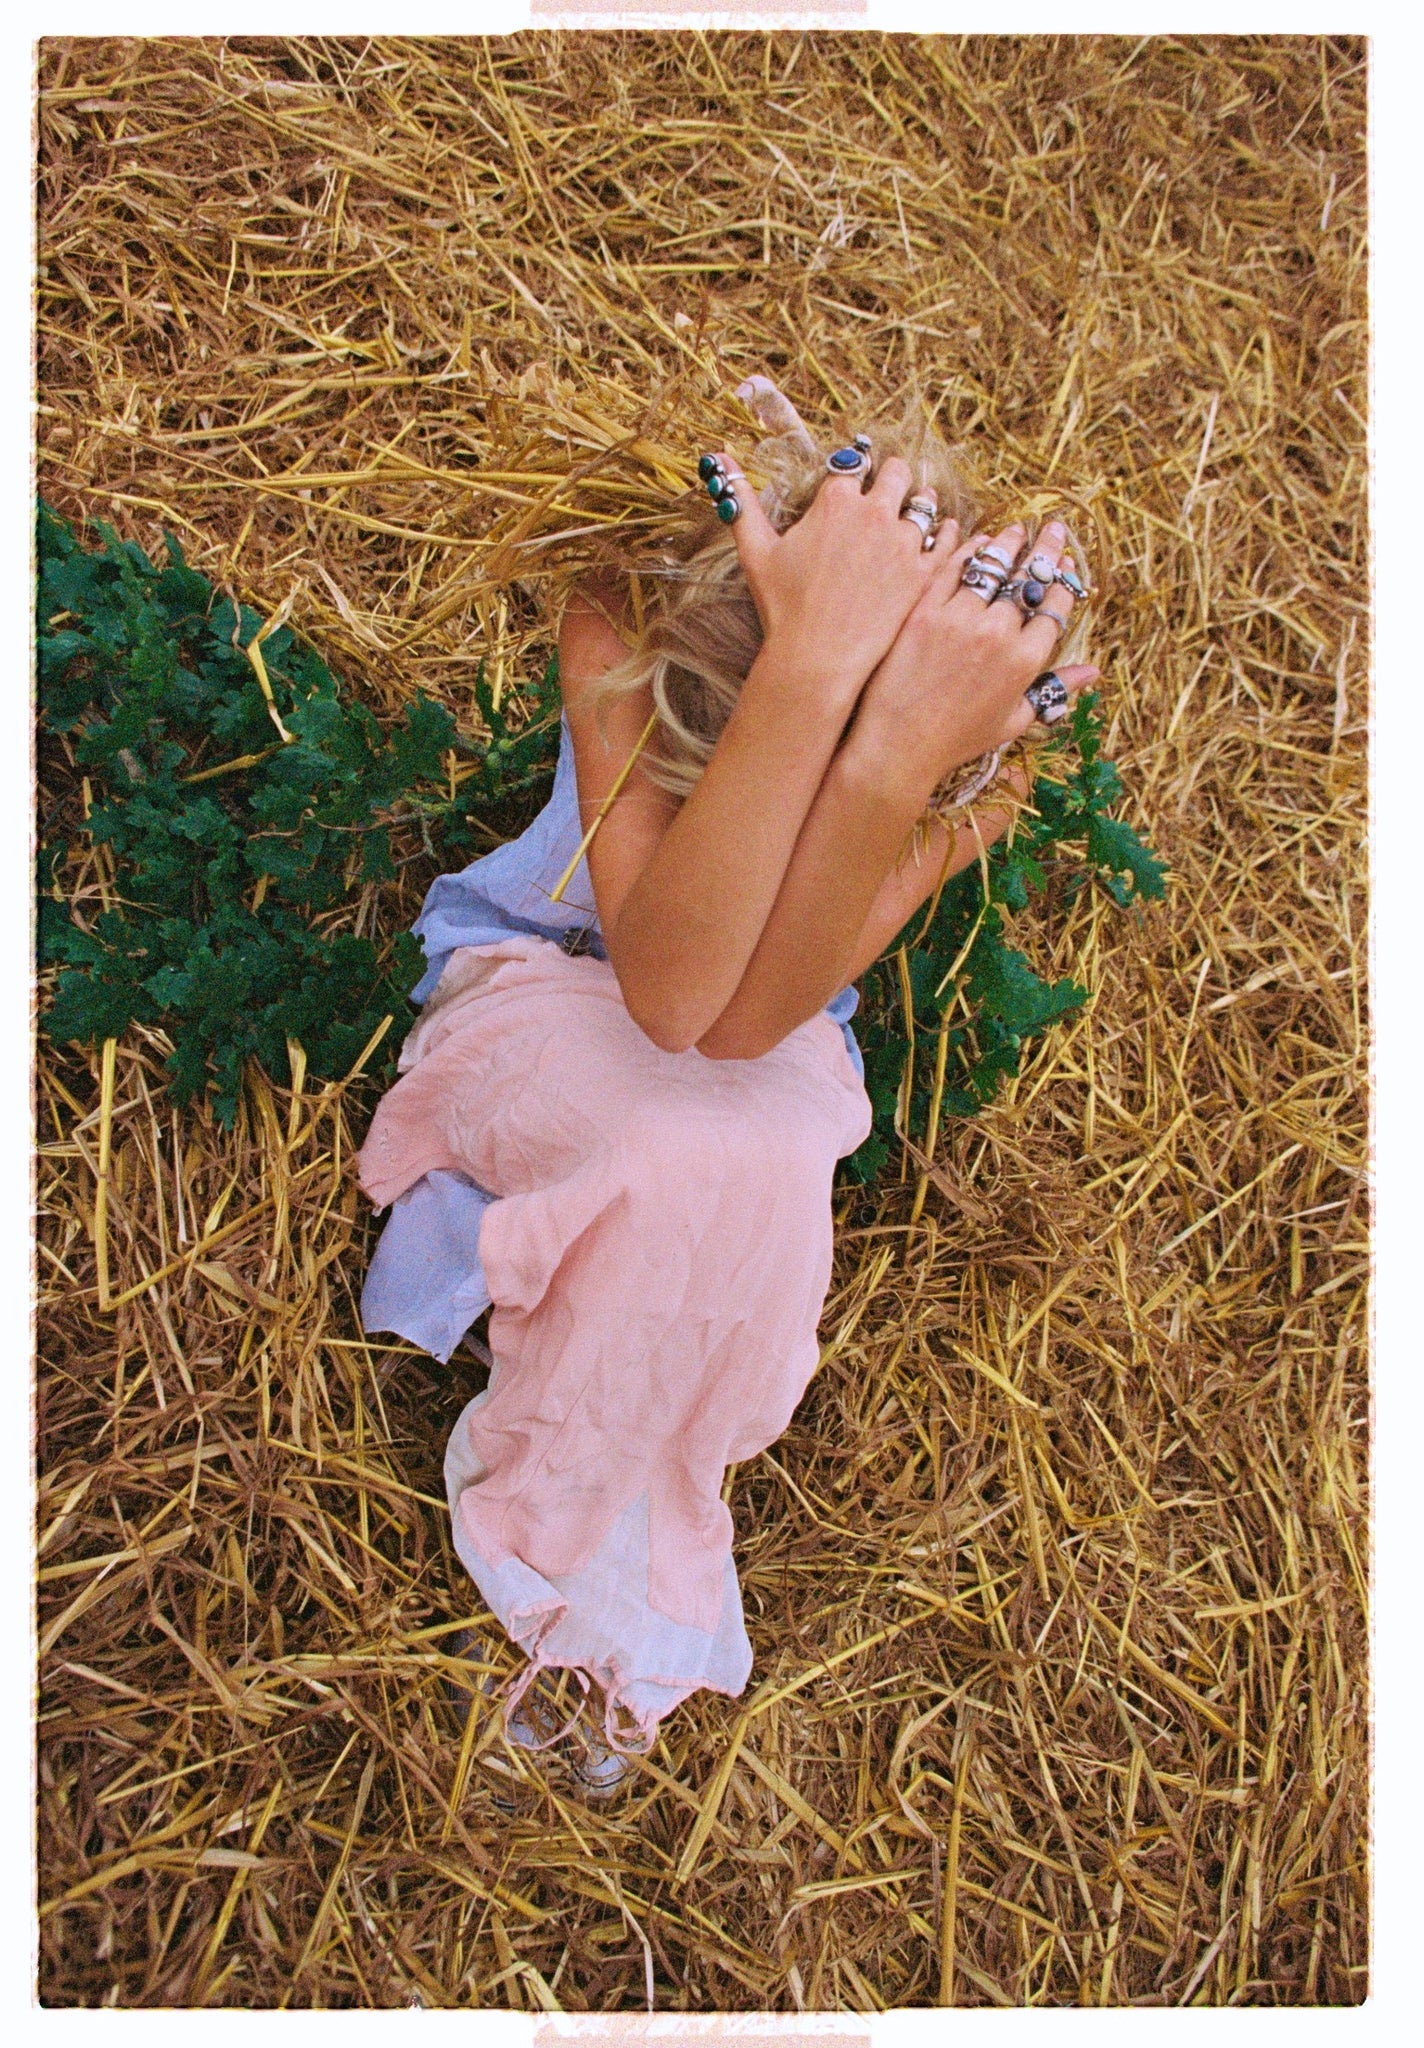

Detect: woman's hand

[847,516,1099,808]
[709,447,942,709]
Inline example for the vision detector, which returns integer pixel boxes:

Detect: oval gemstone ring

[697,453,746,522]
[825,433,872,477]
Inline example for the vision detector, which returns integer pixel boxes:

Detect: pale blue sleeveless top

[362,716,862,1362]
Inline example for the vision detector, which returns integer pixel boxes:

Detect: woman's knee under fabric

[360,939,869,1214]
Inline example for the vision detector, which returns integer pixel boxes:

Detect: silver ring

[901,504,935,539]
[1055,564,1090,600]
[1028,606,1071,638]
[1025,671,1071,724]
[825,434,872,480]
[979,542,1016,573]
[960,552,1009,601]
[1025,550,1057,584]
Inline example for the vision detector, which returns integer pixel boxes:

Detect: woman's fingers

[1015,521,1077,653]
[928,510,959,557]
[866,454,914,511]
[924,527,985,598]
[702,449,778,578]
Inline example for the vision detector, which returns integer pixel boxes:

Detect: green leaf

[1086,814,1167,901]
[35,506,563,1126]
[837,688,1165,1184]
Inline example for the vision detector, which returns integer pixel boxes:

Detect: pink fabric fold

[358,937,871,1637]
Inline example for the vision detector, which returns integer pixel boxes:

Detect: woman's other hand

[847,516,1100,808]
[706,447,945,710]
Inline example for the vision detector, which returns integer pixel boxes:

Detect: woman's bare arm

[560,579,1021,1048]
[558,459,938,1052]
[694,514,1097,1058]
[693,753,1022,1059]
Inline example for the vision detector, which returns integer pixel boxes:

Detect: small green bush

[36,506,557,1123]
[844,692,1166,1184]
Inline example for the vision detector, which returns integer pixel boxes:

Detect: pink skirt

[358,937,872,1743]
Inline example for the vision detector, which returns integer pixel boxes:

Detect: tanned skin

[557,468,1098,1060]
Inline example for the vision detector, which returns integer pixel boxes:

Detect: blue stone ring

[825,432,872,480]
[697,453,745,523]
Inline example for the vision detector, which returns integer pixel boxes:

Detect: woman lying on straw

[357,377,1098,1798]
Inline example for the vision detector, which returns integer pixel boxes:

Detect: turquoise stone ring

[697,452,743,522]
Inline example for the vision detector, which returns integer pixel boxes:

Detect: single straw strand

[548,710,659,906]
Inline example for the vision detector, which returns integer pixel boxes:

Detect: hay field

[36,34,1367,2009]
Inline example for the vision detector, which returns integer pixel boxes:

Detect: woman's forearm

[695,737,1019,1061]
[692,731,932,1060]
[600,640,861,1052]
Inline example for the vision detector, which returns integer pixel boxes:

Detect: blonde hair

[584,404,1087,806]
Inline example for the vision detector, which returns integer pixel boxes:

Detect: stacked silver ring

[901,496,938,551]
[960,549,1011,600]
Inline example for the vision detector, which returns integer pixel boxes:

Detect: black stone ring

[1025,671,1071,724]
[999,574,1052,612]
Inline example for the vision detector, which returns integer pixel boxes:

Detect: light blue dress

[360,716,863,1364]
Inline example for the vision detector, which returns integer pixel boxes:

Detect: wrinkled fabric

[360,714,863,1364]
[359,935,872,1647]
[446,1359,754,1750]
[360,1167,494,1364]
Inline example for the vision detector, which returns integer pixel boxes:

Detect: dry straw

[36,34,1367,2009]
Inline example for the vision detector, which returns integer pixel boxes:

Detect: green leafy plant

[36,506,559,1123]
[843,694,1166,1185]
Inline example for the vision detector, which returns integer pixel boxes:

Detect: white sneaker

[565,1726,632,1801]
[445,1633,633,1804]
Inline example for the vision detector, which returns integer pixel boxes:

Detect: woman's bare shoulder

[553,573,677,927]
[557,572,636,712]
